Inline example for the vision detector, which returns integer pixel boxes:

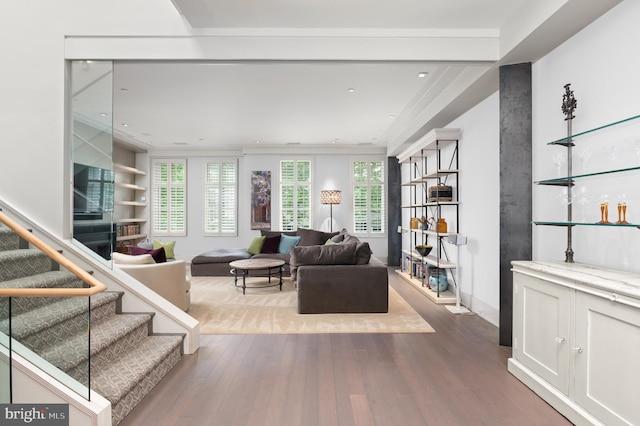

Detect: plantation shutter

[352,159,385,235]
[280,159,312,231]
[205,160,237,235]
[152,159,186,236]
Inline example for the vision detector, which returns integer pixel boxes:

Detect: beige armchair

[113,254,191,311]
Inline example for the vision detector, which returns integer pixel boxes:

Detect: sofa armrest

[115,260,191,311]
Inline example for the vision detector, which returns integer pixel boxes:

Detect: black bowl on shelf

[415,245,433,257]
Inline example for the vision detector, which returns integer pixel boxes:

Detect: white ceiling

[72,0,622,155]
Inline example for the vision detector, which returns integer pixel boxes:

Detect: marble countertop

[512,260,640,301]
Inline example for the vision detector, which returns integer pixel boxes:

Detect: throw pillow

[330,233,345,243]
[112,252,155,265]
[247,236,266,255]
[296,228,326,246]
[153,240,176,259]
[278,234,301,254]
[129,246,167,263]
[261,235,281,254]
[324,239,343,245]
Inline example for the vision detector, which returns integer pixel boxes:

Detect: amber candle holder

[598,202,610,224]
[617,202,628,224]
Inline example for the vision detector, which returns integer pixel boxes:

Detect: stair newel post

[562,83,577,263]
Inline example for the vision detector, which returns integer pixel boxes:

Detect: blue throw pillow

[278,234,301,254]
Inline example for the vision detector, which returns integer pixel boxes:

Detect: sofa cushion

[129,246,167,263]
[295,228,326,246]
[278,234,301,254]
[153,240,176,259]
[247,236,266,255]
[261,235,281,253]
[290,244,357,266]
[191,248,251,264]
[112,252,155,265]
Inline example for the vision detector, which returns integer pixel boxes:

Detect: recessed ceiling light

[120,88,128,92]
[174,142,188,146]
[388,115,397,119]
[122,123,129,127]
[99,112,108,117]
[418,72,429,78]
[347,88,355,93]
[256,140,260,144]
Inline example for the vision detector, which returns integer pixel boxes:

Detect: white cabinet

[510,261,640,426]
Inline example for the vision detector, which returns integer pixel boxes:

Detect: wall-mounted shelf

[115,201,147,207]
[534,102,640,262]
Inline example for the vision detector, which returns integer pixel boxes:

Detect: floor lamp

[320,190,342,232]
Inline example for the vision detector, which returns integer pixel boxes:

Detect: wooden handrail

[0,210,108,297]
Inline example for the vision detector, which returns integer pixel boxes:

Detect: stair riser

[0,251,52,281]
[18,298,118,353]
[67,323,151,384]
[0,278,85,319]
[0,228,20,251]
[111,346,182,426]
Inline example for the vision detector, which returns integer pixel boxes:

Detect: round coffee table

[229,258,285,295]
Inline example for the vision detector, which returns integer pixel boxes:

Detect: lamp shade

[320,190,342,205]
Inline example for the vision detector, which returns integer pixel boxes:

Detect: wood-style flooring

[119,268,571,426]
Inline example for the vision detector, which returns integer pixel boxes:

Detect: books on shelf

[116,224,141,237]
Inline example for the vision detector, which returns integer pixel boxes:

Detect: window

[280,159,312,231]
[353,159,385,235]
[204,160,237,235]
[152,159,186,236]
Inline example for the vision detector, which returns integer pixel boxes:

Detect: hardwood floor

[119,269,571,426]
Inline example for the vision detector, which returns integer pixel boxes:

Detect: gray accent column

[499,63,532,346]
[387,156,401,266]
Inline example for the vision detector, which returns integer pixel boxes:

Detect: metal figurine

[561,84,577,263]
[562,83,577,121]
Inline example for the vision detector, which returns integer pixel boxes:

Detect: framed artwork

[251,171,271,230]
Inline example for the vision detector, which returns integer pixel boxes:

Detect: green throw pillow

[153,240,176,259]
[248,236,266,255]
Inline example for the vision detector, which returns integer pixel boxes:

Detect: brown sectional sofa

[190,228,389,314]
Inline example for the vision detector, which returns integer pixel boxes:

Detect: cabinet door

[575,292,640,426]
[514,272,572,394]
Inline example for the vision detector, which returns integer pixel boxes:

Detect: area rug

[188,276,435,334]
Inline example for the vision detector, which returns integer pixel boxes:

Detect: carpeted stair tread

[0,271,85,318]
[0,225,20,251]
[92,335,184,403]
[40,313,152,372]
[0,292,120,341]
[0,249,52,281]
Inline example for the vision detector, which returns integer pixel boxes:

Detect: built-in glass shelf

[534,221,640,228]
[535,165,640,186]
[547,114,640,145]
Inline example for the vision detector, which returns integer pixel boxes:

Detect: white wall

[446,93,501,325]
[0,1,192,236]
[137,151,388,260]
[532,0,640,273]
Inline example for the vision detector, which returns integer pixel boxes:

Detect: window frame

[279,158,313,231]
[351,157,386,237]
[203,158,238,236]
[151,158,187,237]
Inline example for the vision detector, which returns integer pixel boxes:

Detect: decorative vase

[415,245,432,257]
[410,217,419,229]
[429,273,448,292]
[436,218,448,233]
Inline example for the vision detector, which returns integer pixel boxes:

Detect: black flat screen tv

[73,162,115,221]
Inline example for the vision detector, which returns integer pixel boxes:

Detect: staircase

[0,223,184,425]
